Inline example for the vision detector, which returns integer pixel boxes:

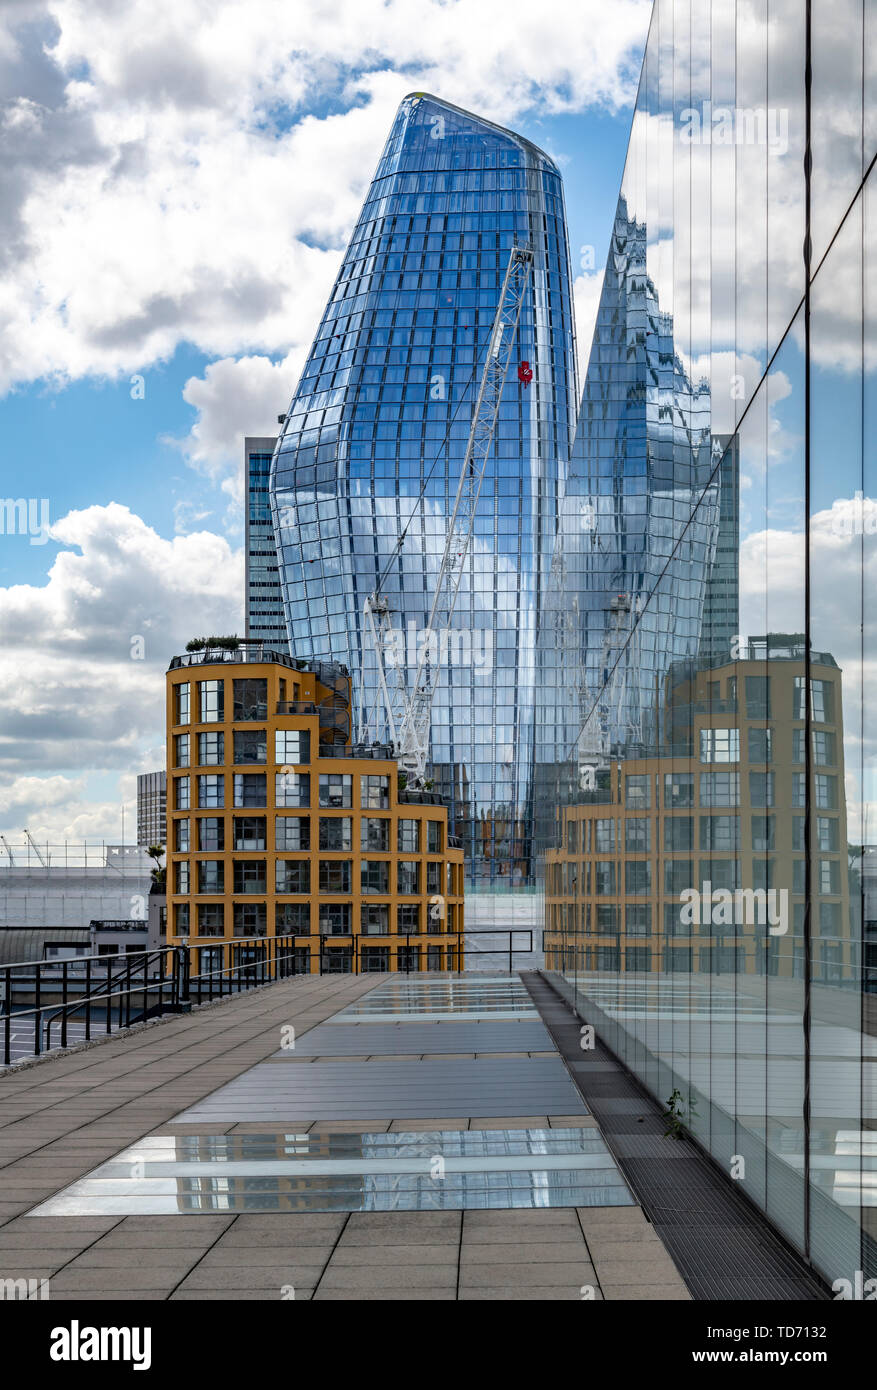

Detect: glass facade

[538,0,875,1291]
[245,435,287,651]
[271,93,578,933]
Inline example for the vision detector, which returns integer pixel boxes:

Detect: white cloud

[573,269,605,383]
[0,0,651,400]
[0,502,243,835]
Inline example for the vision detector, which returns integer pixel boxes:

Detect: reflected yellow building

[545,639,851,982]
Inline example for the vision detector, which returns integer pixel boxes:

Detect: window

[234,859,267,893]
[361,775,390,809]
[361,860,389,894]
[397,860,420,894]
[319,860,351,893]
[625,818,650,852]
[174,682,190,724]
[594,861,616,895]
[664,860,693,895]
[792,817,806,851]
[793,676,833,721]
[750,815,774,852]
[398,819,420,852]
[319,773,352,808]
[174,776,190,810]
[594,819,615,852]
[198,679,224,723]
[198,774,224,808]
[792,729,805,763]
[426,862,442,894]
[700,814,740,852]
[427,821,442,853]
[319,903,351,935]
[398,904,420,933]
[625,904,651,937]
[816,817,838,852]
[175,902,190,934]
[233,729,267,764]
[197,903,224,937]
[361,817,389,851]
[749,772,775,808]
[233,902,266,937]
[818,858,840,895]
[699,772,739,807]
[596,905,618,934]
[276,816,310,851]
[792,773,806,808]
[275,729,310,764]
[174,860,189,894]
[197,731,224,765]
[625,861,651,896]
[815,775,837,810]
[664,817,693,851]
[361,904,389,935]
[276,771,310,807]
[625,775,650,809]
[319,816,351,850]
[626,947,651,972]
[197,860,224,893]
[276,859,310,893]
[233,678,267,721]
[748,728,772,763]
[745,675,770,718]
[700,858,740,891]
[664,773,694,808]
[174,818,190,851]
[198,817,224,851]
[276,903,310,934]
[233,816,266,851]
[812,730,836,766]
[174,733,190,768]
[699,728,740,763]
[233,773,266,808]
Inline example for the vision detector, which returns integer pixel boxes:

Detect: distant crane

[23,829,48,867]
[358,245,533,787]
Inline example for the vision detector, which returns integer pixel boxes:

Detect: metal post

[85,957,91,1040]
[34,963,41,1056]
[61,960,68,1050]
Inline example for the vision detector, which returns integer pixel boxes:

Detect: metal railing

[0,936,301,1067]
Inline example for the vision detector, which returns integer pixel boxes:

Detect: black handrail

[0,936,302,1067]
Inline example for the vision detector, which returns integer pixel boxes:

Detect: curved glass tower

[271,93,578,941]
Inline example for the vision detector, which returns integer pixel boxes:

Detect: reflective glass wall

[538,0,875,1290]
[272,94,578,938]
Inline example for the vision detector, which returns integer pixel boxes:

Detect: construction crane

[23,828,48,866]
[357,244,533,787]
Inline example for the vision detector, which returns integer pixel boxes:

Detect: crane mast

[358,245,533,787]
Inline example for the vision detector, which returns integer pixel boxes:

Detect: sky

[0,0,653,843]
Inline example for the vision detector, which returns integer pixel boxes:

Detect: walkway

[0,971,690,1300]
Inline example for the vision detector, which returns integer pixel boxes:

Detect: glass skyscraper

[539,0,875,1293]
[271,93,578,941]
[245,435,288,652]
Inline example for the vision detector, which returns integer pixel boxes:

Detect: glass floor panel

[28,1129,635,1215]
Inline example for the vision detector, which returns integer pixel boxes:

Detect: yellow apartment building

[165,643,464,974]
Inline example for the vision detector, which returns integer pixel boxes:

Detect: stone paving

[0,971,691,1300]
